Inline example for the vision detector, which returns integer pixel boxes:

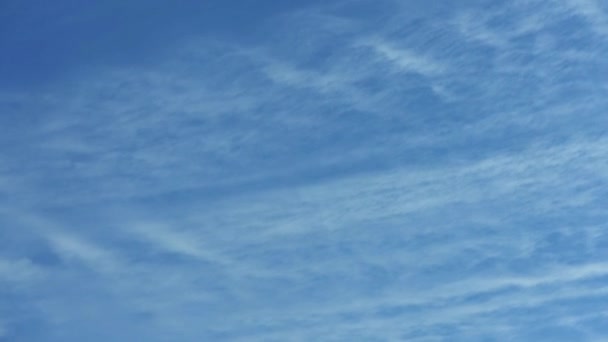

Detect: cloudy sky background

[1,0,608,340]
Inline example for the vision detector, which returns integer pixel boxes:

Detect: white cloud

[1,0,607,340]
[359,38,446,75]
[0,258,43,284]
[128,222,226,263]
[45,231,122,274]
[564,0,608,36]
[214,271,608,341]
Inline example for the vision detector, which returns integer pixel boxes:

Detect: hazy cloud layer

[1,0,607,340]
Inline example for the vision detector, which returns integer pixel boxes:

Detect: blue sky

[1,0,608,340]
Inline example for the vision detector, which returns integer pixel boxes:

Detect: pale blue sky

[1,0,608,341]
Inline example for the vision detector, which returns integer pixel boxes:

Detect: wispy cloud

[1,0,607,340]
[564,0,608,36]
[359,38,446,75]
[0,258,43,284]
[46,232,122,273]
